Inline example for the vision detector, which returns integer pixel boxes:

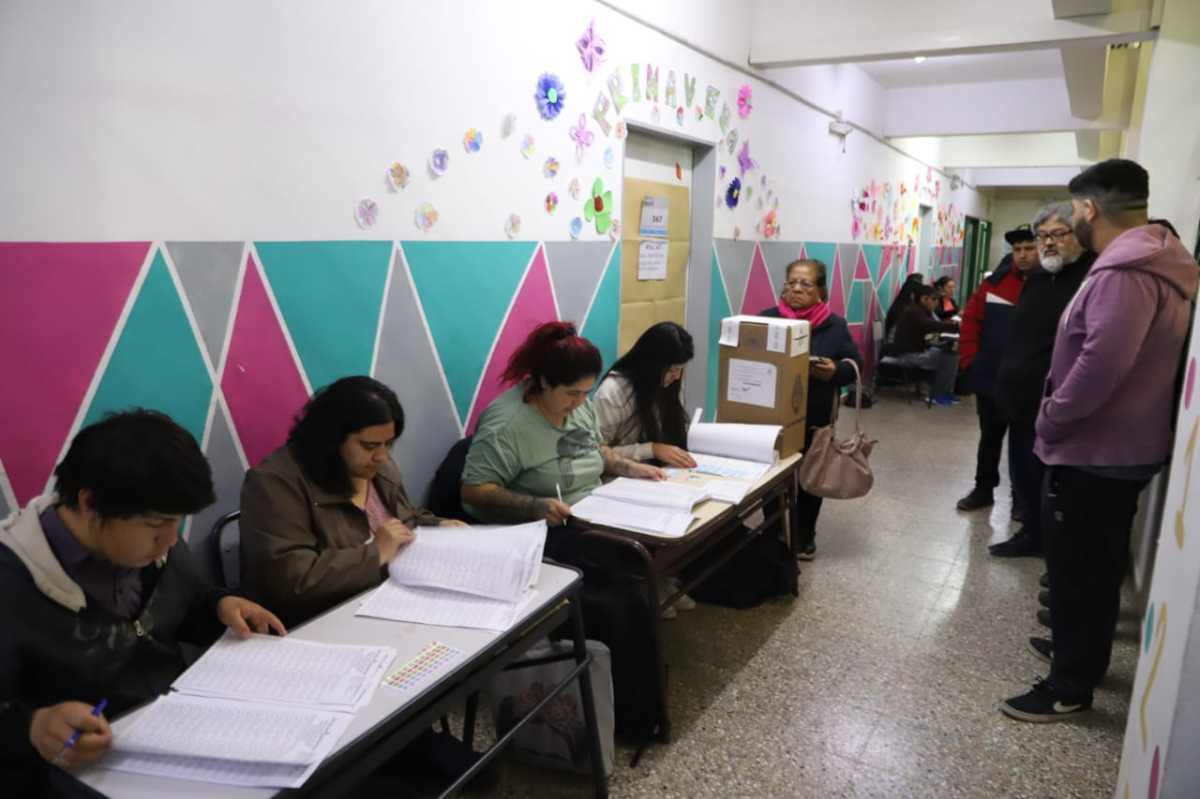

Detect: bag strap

[829,359,864,433]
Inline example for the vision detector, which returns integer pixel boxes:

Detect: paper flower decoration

[725,178,741,209]
[520,134,536,159]
[737,85,753,119]
[501,113,516,139]
[414,202,438,232]
[584,178,613,234]
[613,120,627,140]
[568,178,582,200]
[543,157,560,179]
[386,163,410,191]
[569,114,593,164]
[463,128,483,153]
[545,192,559,214]
[354,198,378,229]
[505,213,521,239]
[726,129,739,155]
[535,73,566,121]
[576,19,605,73]
[676,106,685,126]
[428,148,449,177]
[569,216,583,239]
[603,147,614,169]
[737,140,757,177]
[609,218,621,240]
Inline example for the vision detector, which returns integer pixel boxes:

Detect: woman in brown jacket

[239,376,464,626]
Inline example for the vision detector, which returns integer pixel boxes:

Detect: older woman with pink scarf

[759,258,861,559]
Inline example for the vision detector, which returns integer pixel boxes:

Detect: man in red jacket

[955,226,1039,514]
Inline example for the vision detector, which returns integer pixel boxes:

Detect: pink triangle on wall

[220,254,311,467]
[879,246,895,281]
[829,251,847,316]
[740,245,778,315]
[0,242,150,504]
[854,250,871,280]
[467,245,559,434]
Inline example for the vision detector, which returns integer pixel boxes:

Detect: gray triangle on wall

[760,240,804,290]
[166,241,245,367]
[544,241,615,328]
[186,402,246,586]
[713,239,756,311]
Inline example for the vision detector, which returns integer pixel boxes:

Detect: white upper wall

[892,133,1092,167]
[0,0,984,243]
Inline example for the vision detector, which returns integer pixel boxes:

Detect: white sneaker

[661,605,678,620]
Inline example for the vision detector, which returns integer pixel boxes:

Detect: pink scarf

[776,298,832,329]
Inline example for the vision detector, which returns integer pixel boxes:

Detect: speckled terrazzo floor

[468,395,1137,798]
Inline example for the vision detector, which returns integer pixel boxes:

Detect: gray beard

[1041,255,1064,273]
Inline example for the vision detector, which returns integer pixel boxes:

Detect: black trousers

[1007,424,1043,544]
[974,395,1019,504]
[1044,466,1147,698]
[794,485,823,549]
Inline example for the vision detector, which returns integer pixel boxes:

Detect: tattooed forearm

[461,483,549,523]
[600,446,642,477]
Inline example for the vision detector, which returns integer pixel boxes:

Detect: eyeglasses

[1035,230,1073,244]
[784,279,817,290]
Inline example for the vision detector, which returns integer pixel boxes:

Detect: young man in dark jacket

[990,203,1097,557]
[0,410,284,796]
[1001,159,1198,722]
[956,227,1038,513]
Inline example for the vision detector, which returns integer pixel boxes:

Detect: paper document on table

[690,452,772,482]
[704,478,753,504]
[101,749,321,789]
[172,632,394,712]
[387,522,546,602]
[111,694,350,766]
[571,495,693,538]
[689,421,781,464]
[591,477,710,512]
[357,581,538,631]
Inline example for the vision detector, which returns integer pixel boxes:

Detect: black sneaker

[797,542,816,561]
[1038,589,1051,608]
[1039,572,1050,589]
[1037,608,1051,628]
[988,531,1042,558]
[1000,678,1090,723]
[1028,637,1053,664]
[956,488,995,512]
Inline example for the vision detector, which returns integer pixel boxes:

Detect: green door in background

[960,217,992,300]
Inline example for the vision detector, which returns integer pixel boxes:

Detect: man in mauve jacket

[1001,159,1198,723]
[955,227,1038,515]
[990,202,1096,558]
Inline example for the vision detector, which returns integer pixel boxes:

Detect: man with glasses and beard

[990,202,1096,559]
[1000,159,1197,723]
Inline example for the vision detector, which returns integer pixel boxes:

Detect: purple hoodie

[1035,224,1198,467]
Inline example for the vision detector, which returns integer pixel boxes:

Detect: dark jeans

[1007,424,1043,543]
[794,486,823,549]
[974,395,1018,503]
[1044,466,1147,698]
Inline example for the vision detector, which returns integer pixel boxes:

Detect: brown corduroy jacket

[239,445,441,626]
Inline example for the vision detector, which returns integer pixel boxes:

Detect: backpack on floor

[684,533,796,609]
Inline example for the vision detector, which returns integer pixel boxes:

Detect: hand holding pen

[30,698,111,769]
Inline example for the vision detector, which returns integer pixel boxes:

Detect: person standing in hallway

[989,203,1096,558]
[1001,159,1198,722]
[955,226,1039,514]
[759,258,862,559]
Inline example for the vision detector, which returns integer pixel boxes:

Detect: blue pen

[62,698,108,750]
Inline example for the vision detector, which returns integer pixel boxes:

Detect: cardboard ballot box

[716,315,810,456]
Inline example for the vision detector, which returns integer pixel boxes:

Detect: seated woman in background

[884,272,925,342]
[240,376,464,628]
[933,276,960,320]
[760,258,862,560]
[888,284,961,406]
[462,321,663,537]
[594,321,697,469]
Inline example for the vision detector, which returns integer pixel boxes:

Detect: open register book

[682,410,782,485]
[571,477,713,538]
[100,634,396,788]
[356,520,547,631]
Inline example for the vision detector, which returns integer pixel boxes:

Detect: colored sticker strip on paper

[383,641,463,692]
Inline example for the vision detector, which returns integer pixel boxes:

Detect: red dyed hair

[503,321,603,395]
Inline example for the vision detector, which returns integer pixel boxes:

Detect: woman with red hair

[462,322,663,526]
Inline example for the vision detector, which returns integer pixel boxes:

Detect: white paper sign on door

[639,196,669,237]
[726,358,777,408]
[638,240,669,281]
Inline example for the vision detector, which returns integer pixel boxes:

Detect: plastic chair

[209,511,241,590]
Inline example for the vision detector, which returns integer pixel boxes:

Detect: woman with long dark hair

[593,322,697,468]
[240,376,463,627]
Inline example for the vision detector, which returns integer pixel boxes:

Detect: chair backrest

[209,510,241,590]
[427,437,474,522]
